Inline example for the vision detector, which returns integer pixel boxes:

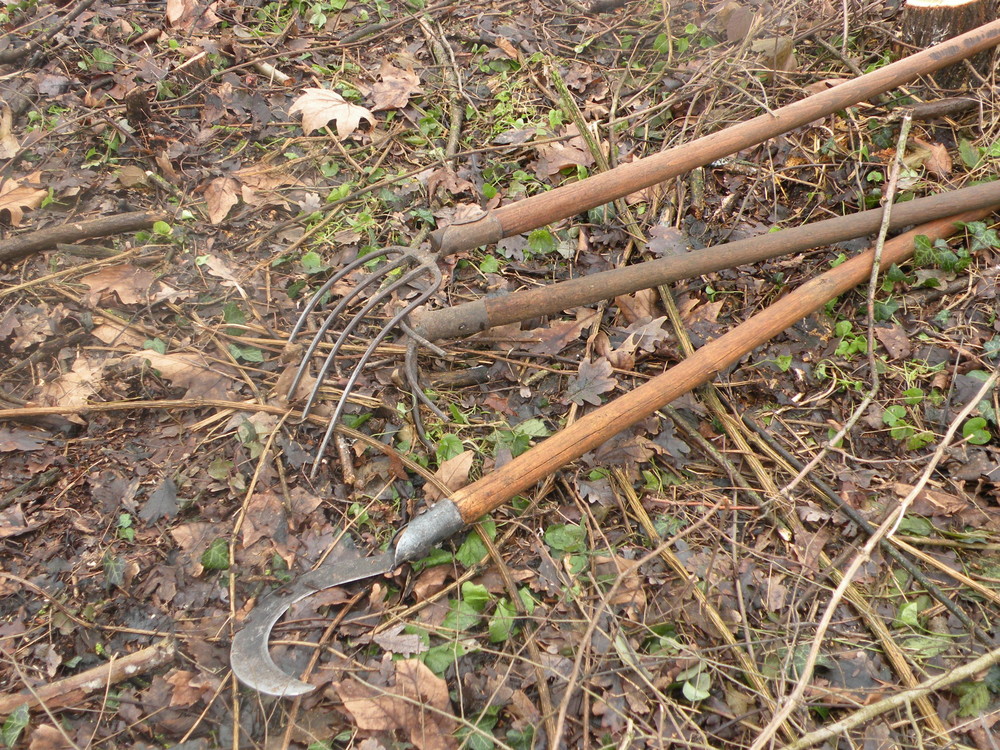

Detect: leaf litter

[0,1,1000,748]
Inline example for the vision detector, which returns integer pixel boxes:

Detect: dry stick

[778,643,1000,750]
[751,368,1000,750]
[0,639,176,714]
[0,210,168,263]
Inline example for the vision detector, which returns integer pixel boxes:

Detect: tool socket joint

[393,500,465,565]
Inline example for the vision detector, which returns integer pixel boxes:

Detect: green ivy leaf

[207,457,233,480]
[985,665,1000,694]
[544,523,586,553]
[963,417,991,445]
[897,515,933,536]
[103,553,125,588]
[488,598,518,643]
[527,229,557,256]
[228,343,264,363]
[681,671,712,702]
[201,538,231,571]
[896,600,921,628]
[1,703,30,747]
[142,338,166,354]
[454,535,486,568]
[300,251,327,274]
[479,255,500,274]
[955,681,990,717]
[958,139,981,169]
[442,600,481,632]
[461,582,491,612]
[422,641,471,675]
[436,433,464,463]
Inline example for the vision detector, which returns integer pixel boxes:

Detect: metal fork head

[287,246,442,475]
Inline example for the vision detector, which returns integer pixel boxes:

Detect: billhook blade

[230,552,397,696]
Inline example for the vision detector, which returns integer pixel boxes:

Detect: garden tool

[231,198,1000,696]
[286,18,1000,470]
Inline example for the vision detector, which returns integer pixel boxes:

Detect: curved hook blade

[231,552,396,696]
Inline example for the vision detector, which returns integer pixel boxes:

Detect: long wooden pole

[430,19,1000,254]
[449,206,997,522]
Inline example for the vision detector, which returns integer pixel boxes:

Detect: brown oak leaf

[564,357,618,406]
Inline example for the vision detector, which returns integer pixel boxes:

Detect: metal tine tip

[298,261,438,420]
[287,250,416,404]
[307,264,443,478]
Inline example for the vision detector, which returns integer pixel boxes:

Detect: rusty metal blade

[230,551,396,696]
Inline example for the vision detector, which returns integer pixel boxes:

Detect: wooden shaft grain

[449,208,996,522]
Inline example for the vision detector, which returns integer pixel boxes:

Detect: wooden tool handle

[429,19,1000,256]
[449,207,997,523]
[412,182,1000,342]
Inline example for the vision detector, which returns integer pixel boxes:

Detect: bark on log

[902,0,996,88]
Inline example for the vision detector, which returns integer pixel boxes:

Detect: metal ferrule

[392,500,466,565]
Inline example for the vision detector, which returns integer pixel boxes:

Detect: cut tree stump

[901,0,997,88]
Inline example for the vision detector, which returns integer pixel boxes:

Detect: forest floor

[2,0,1000,748]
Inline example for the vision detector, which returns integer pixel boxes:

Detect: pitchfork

[283,19,1000,473]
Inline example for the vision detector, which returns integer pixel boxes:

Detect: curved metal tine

[288,248,406,342]
[287,251,414,403]
[299,261,438,421]
[308,265,443,478]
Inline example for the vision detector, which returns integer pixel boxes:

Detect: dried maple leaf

[0,172,46,225]
[203,176,240,224]
[80,264,157,306]
[289,88,374,138]
[564,357,618,406]
[371,60,422,111]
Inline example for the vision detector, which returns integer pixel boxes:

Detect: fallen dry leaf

[35,354,104,412]
[27,724,73,750]
[426,450,474,501]
[290,88,374,138]
[0,105,19,159]
[204,176,240,223]
[564,357,618,406]
[338,659,457,750]
[370,60,422,111]
[128,350,233,400]
[241,489,288,548]
[910,137,952,177]
[0,172,47,225]
[0,427,46,452]
[80,264,157,306]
